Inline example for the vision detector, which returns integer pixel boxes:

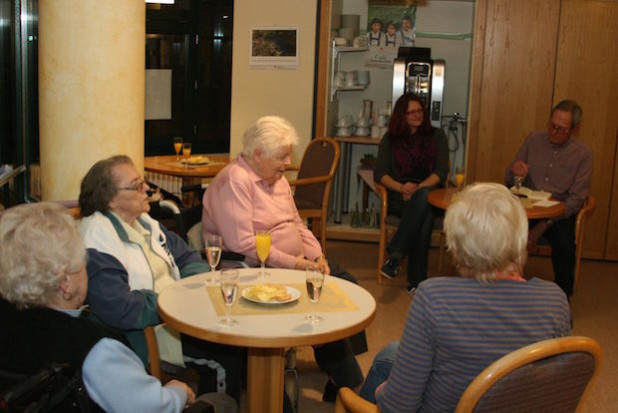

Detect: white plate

[241,286,301,305]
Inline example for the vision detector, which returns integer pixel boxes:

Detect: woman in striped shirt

[359,183,571,412]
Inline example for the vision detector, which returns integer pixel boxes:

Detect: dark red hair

[387,93,432,139]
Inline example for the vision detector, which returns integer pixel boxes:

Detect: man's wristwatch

[546,219,554,227]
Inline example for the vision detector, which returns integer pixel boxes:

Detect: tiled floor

[290,240,618,413]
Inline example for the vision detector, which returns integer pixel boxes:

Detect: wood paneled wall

[467,0,561,184]
[553,0,618,258]
[467,0,618,259]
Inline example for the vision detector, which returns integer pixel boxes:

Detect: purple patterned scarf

[392,130,437,181]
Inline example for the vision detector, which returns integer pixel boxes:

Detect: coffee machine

[392,47,445,128]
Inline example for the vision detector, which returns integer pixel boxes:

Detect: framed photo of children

[250,27,299,68]
[365,0,417,67]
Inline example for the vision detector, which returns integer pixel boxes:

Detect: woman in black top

[374,93,449,293]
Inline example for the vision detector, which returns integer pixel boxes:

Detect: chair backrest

[293,137,340,211]
[0,363,92,412]
[455,336,602,413]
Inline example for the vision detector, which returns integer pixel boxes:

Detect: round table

[158,268,376,413]
[428,187,566,219]
[144,155,229,178]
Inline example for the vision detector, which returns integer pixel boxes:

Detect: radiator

[144,172,182,198]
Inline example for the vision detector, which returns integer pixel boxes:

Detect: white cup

[334,71,345,87]
[336,127,351,137]
[356,127,370,136]
[377,115,386,127]
[336,116,352,128]
[371,126,381,139]
[344,71,356,87]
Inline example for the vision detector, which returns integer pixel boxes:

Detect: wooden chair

[144,326,162,380]
[529,196,596,292]
[334,387,379,413]
[455,336,602,412]
[288,136,340,253]
[334,336,602,413]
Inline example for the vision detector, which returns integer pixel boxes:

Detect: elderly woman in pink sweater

[201,116,365,402]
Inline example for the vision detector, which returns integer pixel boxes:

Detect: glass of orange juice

[182,143,192,167]
[455,166,465,192]
[255,231,271,279]
[173,137,183,161]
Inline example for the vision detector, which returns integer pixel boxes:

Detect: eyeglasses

[406,109,424,116]
[547,121,570,136]
[119,179,147,193]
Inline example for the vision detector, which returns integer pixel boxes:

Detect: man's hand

[401,182,418,202]
[511,160,529,178]
[527,221,549,251]
[165,379,196,405]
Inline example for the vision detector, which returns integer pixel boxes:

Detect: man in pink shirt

[202,116,365,402]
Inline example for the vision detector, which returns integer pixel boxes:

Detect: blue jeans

[358,341,399,403]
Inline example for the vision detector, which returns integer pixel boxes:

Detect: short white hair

[444,183,528,280]
[0,202,86,309]
[241,116,299,158]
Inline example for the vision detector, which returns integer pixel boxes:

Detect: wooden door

[553,0,618,259]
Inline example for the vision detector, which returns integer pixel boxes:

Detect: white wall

[230,0,318,165]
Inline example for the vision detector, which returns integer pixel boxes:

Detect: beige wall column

[39,0,145,201]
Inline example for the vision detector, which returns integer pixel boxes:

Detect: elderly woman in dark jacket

[374,93,449,293]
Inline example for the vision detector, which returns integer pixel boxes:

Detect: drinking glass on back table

[173,137,183,161]
[205,234,222,284]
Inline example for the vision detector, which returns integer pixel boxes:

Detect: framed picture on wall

[250,27,299,68]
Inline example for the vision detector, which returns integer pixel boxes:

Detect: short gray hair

[0,202,86,309]
[444,183,528,280]
[241,116,299,158]
[552,99,582,129]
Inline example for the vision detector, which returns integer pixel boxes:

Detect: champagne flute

[173,137,183,161]
[255,231,271,279]
[305,269,325,324]
[205,234,222,284]
[455,166,465,193]
[182,142,192,167]
[219,269,239,327]
[514,175,524,192]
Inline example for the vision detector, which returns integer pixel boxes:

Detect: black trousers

[543,216,576,298]
[316,261,365,388]
[182,334,246,401]
[387,188,435,287]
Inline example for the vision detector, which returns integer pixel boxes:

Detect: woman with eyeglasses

[374,93,449,294]
[78,155,243,406]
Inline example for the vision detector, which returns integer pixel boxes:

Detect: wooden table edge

[427,187,566,219]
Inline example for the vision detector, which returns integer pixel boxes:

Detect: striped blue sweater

[376,276,571,412]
